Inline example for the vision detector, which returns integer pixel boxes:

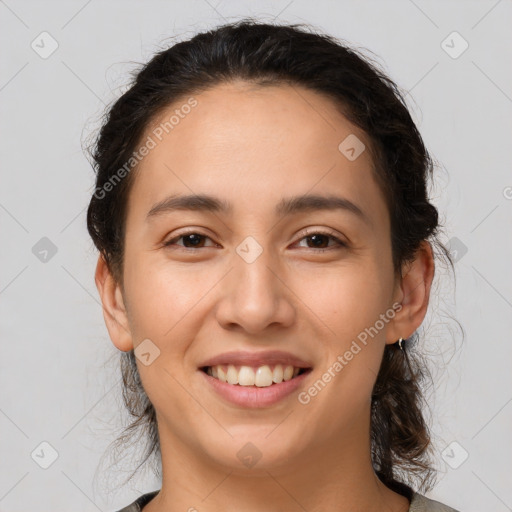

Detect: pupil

[309,234,327,248]
[184,234,203,247]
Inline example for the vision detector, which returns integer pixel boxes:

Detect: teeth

[206,364,303,387]
[227,364,238,385]
[255,365,273,387]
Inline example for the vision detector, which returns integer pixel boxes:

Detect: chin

[202,430,303,472]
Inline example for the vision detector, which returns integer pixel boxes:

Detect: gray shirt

[114,489,461,511]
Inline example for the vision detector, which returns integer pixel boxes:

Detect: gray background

[1,1,511,511]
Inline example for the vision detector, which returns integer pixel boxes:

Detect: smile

[199,365,313,408]
[201,364,309,388]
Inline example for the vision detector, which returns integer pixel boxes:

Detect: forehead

[126,81,388,229]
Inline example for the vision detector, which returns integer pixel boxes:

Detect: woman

[87,19,460,512]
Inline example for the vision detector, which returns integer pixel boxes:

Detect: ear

[386,240,435,345]
[94,254,134,352]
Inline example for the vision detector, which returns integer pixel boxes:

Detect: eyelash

[162,228,347,253]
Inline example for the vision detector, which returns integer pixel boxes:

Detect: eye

[163,231,216,250]
[162,229,348,252]
[294,229,348,253]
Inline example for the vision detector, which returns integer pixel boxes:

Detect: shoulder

[112,490,160,512]
[409,491,461,512]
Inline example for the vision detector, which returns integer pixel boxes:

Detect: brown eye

[162,229,347,253]
[295,230,347,252]
[163,232,214,250]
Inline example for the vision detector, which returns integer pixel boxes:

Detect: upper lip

[199,350,313,369]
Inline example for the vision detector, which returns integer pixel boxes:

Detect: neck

[143,409,410,512]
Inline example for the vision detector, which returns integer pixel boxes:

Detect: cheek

[311,262,392,399]
[124,258,210,414]
[297,269,389,428]
[296,261,390,401]
[124,253,209,338]
[294,259,390,341]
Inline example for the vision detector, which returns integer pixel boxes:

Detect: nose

[215,249,296,335]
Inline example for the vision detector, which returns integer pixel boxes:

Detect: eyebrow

[146,193,371,225]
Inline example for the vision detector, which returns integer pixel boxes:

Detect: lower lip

[199,369,312,408]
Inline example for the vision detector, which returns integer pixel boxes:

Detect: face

[99,81,421,474]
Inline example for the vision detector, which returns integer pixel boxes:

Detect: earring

[397,337,404,350]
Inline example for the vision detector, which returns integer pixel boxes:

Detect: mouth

[199,364,312,388]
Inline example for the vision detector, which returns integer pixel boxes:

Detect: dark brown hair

[86,18,455,495]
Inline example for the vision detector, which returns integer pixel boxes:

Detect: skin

[95,81,434,512]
